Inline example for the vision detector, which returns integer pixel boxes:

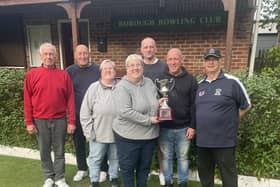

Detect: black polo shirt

[195,71,250,148]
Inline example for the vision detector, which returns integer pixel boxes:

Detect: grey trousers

[34,118,67,181]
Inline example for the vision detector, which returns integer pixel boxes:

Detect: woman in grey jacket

[80,59,119,187]
[113,54,160,187]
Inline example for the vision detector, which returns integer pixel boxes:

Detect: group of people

[23,37,251,187]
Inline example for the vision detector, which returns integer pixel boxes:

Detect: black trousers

[197,147,237,187]
[73,115,88,171]
[74,115,108,171]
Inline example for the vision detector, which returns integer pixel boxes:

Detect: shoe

[55,178,69,187]
[111,178,118,187]
[99,171,107,182]
[164,182,173,187]
[73,170,88,181]
[43,178,54,187]
[159,173,165,186]
[147,172,151,180]
[178,182,187,187]
[91,182,99,187]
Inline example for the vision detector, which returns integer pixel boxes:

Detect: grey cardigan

[112,76,159,140]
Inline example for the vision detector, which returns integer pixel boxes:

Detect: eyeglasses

[126,63,142,68]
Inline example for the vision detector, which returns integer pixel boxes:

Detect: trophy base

[158,108,172,120]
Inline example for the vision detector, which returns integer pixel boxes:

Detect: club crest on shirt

[199,90,205,96]
[214,88,222,96]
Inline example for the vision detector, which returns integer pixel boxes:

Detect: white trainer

[99,171,107,182]
[159,173,165,186]
[43,178,54,187]
[73,170,88,181]
[55,178,69,187]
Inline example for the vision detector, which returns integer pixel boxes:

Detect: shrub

[0,69,37,148]
[237,65,280,179]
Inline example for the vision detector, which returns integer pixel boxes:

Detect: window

[26,25,52,67]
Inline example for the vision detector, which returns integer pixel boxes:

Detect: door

[58,20,90,68]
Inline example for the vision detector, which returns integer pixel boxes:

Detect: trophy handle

[169,78,175,92]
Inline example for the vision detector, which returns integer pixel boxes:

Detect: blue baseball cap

[204,48,221,59]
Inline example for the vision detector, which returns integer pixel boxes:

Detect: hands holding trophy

[155,78,175,120]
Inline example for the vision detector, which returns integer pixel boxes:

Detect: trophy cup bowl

[155,78,175,120]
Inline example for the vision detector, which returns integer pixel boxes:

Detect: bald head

[166,48,183,76]
[74,44,90,67]
[140,37,157,63]
[167,48,183,59]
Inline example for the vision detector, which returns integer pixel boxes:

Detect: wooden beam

[57,2,79,54]
[223,0,237,72]
[0,0,69,6]
[57,1,91,58]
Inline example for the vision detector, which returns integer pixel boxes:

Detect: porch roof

[0,0,255,10]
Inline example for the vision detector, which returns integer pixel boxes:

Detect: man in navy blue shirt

[66,45,101,182]
[195,48,251,187]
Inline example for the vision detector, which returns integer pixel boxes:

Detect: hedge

[0,66,279,179]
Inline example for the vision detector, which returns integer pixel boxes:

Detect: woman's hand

[151,116,160,124]
[158,97,168,107]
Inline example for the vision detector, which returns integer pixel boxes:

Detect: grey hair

[125,54,143,67]
[100,59,116,71]
[39,42,57,55]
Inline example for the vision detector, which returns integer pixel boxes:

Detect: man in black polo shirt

[195,48,251,187]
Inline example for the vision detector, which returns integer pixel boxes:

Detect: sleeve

[232,79,251,109]
[80,86,95,140]
[66,73,76,125]
[189,76,198,129]
[113,85,151,126]
[23,73,34,126]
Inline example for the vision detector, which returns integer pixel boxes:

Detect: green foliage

[237,64,280,179]
[261,0,280,25]
[0,69,37,148]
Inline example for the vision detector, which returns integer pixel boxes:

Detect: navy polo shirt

[195,71,250,148]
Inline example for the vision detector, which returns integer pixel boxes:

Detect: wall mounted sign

[112,12,227,31]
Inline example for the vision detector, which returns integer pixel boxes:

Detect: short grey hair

[125,54,143,67]
[39,42,57,55]
[100,59,116,71]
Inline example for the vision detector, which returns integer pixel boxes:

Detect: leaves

[236,64,280,179]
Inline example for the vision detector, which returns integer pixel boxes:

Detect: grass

[0,155,221,187]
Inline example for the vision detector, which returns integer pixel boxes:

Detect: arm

[23,73,37,134]
[66,73,76,134]
[189,76,198,129]
[113,86,151,126]
[232,78,251,120]
[80,85,95,140]
[239,104,251,119]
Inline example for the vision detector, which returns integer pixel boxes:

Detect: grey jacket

[80,80,116,143]
[112,76,159,140]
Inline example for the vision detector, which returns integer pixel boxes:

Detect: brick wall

[22,8,253,76]
[89,10,254,76]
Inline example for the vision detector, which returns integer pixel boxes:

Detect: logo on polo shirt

[199,90,205,96]
[214,88,222,96]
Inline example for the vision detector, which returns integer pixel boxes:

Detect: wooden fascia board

[0,0,69,7]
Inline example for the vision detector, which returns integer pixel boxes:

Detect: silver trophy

[155,78,175,120]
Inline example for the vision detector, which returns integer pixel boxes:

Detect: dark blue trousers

[115,138,157,187]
